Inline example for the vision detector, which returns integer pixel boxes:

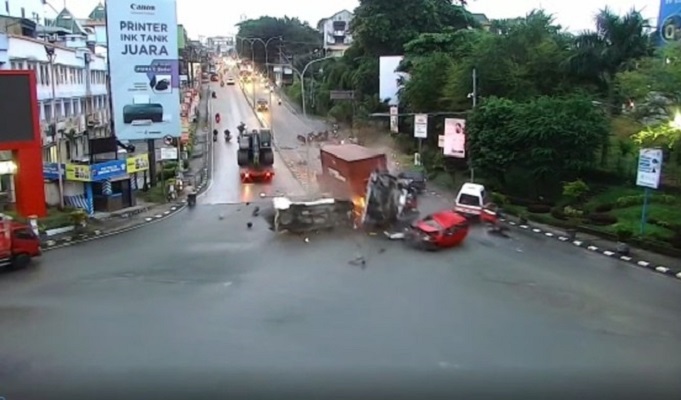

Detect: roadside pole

[413,114,428,166]
[469,68,477,182]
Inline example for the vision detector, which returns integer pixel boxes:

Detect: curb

[498,216,681,281]
[41,175,209,252]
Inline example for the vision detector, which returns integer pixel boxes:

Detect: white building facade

[317,10,353,57]
[0,31,109,206]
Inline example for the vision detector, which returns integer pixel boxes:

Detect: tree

[566,8,653,101]
[236,16,321,67]
[467,95,610,196]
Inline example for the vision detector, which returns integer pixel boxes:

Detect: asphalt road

[1,79,680,399]
[199,81,304,205]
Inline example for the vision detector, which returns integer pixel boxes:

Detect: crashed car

[398,170,427,194]
[265,197,355,233]
[405,210,469,250]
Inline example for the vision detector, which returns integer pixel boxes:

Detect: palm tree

[567,8,653,100]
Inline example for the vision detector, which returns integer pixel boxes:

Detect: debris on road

[349,254,366,268]
[252,206,260,217]
[247,222,253,229]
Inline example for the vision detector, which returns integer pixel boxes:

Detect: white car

[226,77,235,85]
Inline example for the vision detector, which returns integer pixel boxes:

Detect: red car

[407,210,469,250]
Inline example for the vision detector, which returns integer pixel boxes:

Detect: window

[13,228,37,240]
[80,99,86,114]
[457,193,481,207]
[58,66,66,84]
[40,64,50,85]
[64,101,71,117]
[44,103,52,121]
[43,146,57,163]
[54,102,62,119]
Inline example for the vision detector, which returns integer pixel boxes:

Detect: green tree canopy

[236,16,321,67]
[467,95,610,194]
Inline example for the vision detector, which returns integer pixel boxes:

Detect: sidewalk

[265,88,681,280]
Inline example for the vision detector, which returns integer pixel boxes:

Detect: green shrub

[586,213,618,226]
[615,225,633,241]
[551,207,568,220]
[563,206,583,217]
[491,192,507,205]
[594,203,614,212]
[563,179,589,203]
[526,204,551,214]
[615,194,677,208]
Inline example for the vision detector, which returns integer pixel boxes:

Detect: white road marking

[637,261,650,267]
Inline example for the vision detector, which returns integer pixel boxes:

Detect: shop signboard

[91,160,127,181]
[65,164,91,181]
[127,154,150,173]
[106,0,180,141]
[43,162,62,179]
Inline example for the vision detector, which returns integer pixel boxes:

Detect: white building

[0,4,110,208]
[317,10,353,57]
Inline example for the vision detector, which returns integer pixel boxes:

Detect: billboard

[443,118,466,158]
[106,0,180,140]
[659,0,681,44]
[0,73,39,145]
[379,56,407,106]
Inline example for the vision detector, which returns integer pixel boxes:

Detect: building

[317,10,353,57]
[1,3,110,211]
[206,36,234,55]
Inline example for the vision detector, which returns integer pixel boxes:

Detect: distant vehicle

[256,98,269,112]
[226,77,235,85]
[210,73,219,82]
[406,210,470,250]
[0,216,42,270]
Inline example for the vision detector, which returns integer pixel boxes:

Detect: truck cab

[0,217,42,270]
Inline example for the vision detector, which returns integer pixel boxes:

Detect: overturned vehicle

[265,170,419,234]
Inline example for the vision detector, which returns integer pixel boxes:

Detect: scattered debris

[259,192,266,198]
[616,242,630,256]
[349,254,366,268]
[247,222,253,229]
[304,237,310,243]
[218,214,225,220]
[385,231,405,240]
[252,206,260,217]
[378,248,386,254]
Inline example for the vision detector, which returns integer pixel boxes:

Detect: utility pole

[45,44,64,209]
[470,68,477,182]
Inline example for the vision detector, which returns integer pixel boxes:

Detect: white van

[454,183,488,216]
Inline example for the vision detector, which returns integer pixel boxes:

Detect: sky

[61,0,658,38]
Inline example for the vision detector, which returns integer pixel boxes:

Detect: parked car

[398,170,427,194]
[406,210,469,250]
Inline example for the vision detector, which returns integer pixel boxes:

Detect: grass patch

[585,186,641,209]
[138,185,167,203]
[606,204,681,239]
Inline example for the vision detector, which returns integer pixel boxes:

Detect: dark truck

[237,128,275,182]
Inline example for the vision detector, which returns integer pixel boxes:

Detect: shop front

[43,156,147,214]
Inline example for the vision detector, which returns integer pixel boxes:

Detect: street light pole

[45,44,64,209]
[296,55,335,190]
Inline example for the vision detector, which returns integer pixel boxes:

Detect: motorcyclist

[213,129,218,141]
[215,113,221,123]
[237,122,246,134]
[224,129,231,141]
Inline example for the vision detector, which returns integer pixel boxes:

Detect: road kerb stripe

[544,232,554,237]
[603,250,614,256]
[656,266,669,274]
[620,256,632,261]
[587,245,598,251]
[637,260,650,267]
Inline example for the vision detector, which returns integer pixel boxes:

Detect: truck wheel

[11,253,31,270]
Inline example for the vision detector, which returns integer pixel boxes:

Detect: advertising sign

[414,114,428,138]
[390,106,398,133]
[127,154,150,173]
[379,56,406,105]
[658,0,681,44]
[43,162,61,179]
[106,0,180,141]
[65,164,91,181]
[160,147,178,160]
[636,148,663,189]
[91,160,127,181]
[443,118,466,158]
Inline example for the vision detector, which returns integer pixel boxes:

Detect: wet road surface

[199,81,304,205]
[1,80,680,399]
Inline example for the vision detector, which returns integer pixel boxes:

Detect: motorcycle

[213,129,218,142]
[224,130,231,142]
[277,98,282,105]
[215,113,221,124]
[237,123,246,135]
